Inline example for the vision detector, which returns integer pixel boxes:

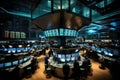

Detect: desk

[48,56,84,68]
[5,66,16,72]
[48,56,84,78]
[19,56,33,68]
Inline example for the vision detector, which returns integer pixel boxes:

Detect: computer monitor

[60,54,65,62]
[8,50,11,53]
[0,63,4,68]
[52,29,55,36]
[4,48,7,51]
[5,62,11,67]
[53,52,57,57]
[104,50,109,56]
[0,48,4,51]
[47,30,50,37]
[55,29,59,36]
[44,31,47,37]
[17,48,21,53]
[64,29,68,36]
[66,54,71,61]
[8,48,14,53]
[24,57,28,62]
[67,30,71,36]
[60,28,64,36]
[58,54,62,58]
[13,60,18,65]
[17,48,24,53]
[19,59,23,63]
[113,50,119,56]
[12,48,16,53]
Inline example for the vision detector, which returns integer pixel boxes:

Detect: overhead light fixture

[110,22,117,27]
[9,45,12,48]
[18,45,22,48]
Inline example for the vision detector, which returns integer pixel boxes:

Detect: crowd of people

[43,48,92,80]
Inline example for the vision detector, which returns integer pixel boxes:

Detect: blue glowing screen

[44,28,78,37]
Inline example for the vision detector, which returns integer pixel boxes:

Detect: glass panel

[92,9,101,21]
[107,0,114,5]
[96,1,105,8]
[32,0,51,18]
[62,0,68,10]
[53,0,60,10]
[83,7,90,18]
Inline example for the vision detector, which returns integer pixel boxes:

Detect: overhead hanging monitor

[44,28,78,37]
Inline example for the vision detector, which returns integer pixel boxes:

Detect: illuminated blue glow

[86,30,97,34]
[13,61,18,65]
[0,63,4,68]
[44,29,78,37]
[52,30,55,36]
[72,8,76,12]
[9,11,31,18]
[110,28,116,31]
[0,7,31,18]
[5,62,11,67]
[24,58,28,61]
[86,23,103,30]
[110,22,117,27]
[60,28,64,36]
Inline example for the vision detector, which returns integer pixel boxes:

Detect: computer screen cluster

[44,28,78,37]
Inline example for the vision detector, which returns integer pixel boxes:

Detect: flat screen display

[11,48,16,53]
[113,50,119,56]
[8,50,11,53]
[58,54,62,58]
[53,52,57,57]
[8,48,16,53]
[72,53,79,59]
[4,48,7,51]
[5,62,11,67]
[52,29,55,36]
[55,29,59,36]
[17,48,24,53]
[49,30,52,37]
[44,29,78,37]
[24,57,28,61]
[60,28,64,36]
[0,63,4,68]
[13,60,18,65]
[64,29,68,36]
[60,54,65,62]
[66,54,71,61]
[19,59,23,63]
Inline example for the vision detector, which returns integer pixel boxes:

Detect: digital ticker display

[44,28,78,37]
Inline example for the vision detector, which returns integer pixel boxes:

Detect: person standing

[63,63,70,80]
[72,61,80,80]
[44,55,49,73]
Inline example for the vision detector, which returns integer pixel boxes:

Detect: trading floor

[22,55,112,80]
[0,0,120,80]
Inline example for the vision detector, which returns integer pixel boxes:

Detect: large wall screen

[44,28,78,37]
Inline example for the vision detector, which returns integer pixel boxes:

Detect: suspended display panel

[44,28,78,37]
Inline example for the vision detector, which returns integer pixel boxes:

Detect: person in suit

[63,63,70,80]
[72,60,80,80]
[44,55,49,73]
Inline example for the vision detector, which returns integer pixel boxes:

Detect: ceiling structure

[32,11,91,30]
[0,0,120,34]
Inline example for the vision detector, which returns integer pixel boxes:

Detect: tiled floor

[22,55,112,80]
